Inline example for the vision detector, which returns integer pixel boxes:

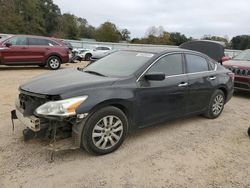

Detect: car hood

[20,68,118,96]
[223,60,250,69]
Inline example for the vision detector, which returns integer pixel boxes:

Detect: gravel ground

[0,63,249,188]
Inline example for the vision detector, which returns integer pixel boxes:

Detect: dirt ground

[0,63,249,188]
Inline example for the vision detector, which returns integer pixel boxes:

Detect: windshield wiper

[84,70,106,77]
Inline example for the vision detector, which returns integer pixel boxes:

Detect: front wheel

[81,106,128,155]
[47,56,61,70]
[85,53,92,61]
[204,89,225,119]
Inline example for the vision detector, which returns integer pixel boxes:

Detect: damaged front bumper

[14,107,41,132]
[11,108,88,152]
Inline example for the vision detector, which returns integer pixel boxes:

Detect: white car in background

[80,46,112,61]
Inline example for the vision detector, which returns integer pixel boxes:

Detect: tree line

[0,0,250,50]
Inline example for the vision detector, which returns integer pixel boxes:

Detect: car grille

[19,93,48,116]
[227,67,250,76]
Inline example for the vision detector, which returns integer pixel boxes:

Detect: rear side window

[28,38,59,46]
[102,47,110,50]
[9,37,27,45]
[185,54,209,73]
[148,54,183,76]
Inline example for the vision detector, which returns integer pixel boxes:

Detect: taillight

[227,72,235,82]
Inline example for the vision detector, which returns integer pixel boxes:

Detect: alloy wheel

[92,115,123,150]
[49,58,60,69]
[212,94,224,116]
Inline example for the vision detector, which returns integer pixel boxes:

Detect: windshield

[84,51,155,77]
[233,49,250,61]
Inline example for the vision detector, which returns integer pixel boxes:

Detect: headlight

[35,96,88,117]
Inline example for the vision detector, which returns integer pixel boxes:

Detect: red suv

[223,49,250,91]
[0,35,70,70]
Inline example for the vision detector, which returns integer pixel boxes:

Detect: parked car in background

[223,49,250,91]
[70,48,89,63]
[12,49,234,155]
[180,40,230,64]
[90,49,117,64]
[81,46,112,61]
[0,35,70,70]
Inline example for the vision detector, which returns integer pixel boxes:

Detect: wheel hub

[92,115,123,150]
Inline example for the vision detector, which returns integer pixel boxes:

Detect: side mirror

[5,42,12,47]
[144,72,165,81]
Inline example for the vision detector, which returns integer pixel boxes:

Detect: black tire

[247,127,250,137]
[47,56,61,70]
[85,53,92,61]
[81,106,128,155]
[204,89,225,119]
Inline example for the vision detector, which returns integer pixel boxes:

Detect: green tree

[230,35,250,50]
[95,22,121,42]
[77,17,96,39]
[0,0,23,34]
[169,32,188,46]
[38,0,61,36]
[120,29,131,41]
[59,14,79,39]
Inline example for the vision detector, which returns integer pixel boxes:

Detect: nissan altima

[12,49,234,155]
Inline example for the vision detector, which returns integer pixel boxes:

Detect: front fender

[75,87,135,114]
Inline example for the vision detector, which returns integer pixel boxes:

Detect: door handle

[178,82,188,87]
[209,76,216,80]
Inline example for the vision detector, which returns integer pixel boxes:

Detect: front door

[136,53,188,127]
[2,36,30,64]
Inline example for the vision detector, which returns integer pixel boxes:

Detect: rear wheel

[81,106,128,155]
[204,89,225,119]
[47,56,61,70]
[85,53,92,61]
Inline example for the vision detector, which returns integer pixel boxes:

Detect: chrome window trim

[137,53,217,82]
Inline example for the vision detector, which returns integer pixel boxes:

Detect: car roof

[121,48,197,55]
[10,34,60,41]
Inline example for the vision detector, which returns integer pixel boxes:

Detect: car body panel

[0,35,69,66]
[18,49,233,132]
[223,59,250,91]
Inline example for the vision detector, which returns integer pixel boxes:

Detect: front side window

[9,37,27,46]
[185,54,209,73]
[148,54,183,76]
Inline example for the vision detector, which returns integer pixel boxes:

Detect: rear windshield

[85,51,155,77]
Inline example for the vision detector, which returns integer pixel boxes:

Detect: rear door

[184,53,217,113]
[27,38,59,63]
[1,36,29,64]
[136,53,189,127]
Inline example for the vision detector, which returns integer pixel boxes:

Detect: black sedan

[12,49,234,155]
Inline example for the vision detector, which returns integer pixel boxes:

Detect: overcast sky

[54,0,250,39]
